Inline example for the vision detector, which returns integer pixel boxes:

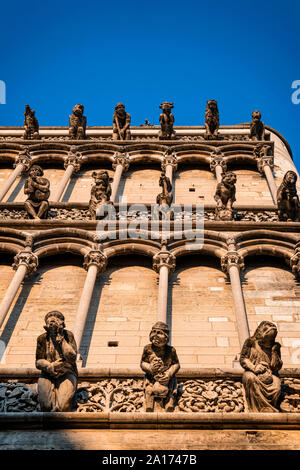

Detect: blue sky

[0,0,299,169]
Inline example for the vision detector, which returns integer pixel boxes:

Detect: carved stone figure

[250,110,265,141]
[69,104,87,140]
[240,321,283,412]
[140,322,180,412]
[214,171,236,220]
[156,170,173,206]
[24,165,50,219]
[113,103,131,140]
[158,102,175,140]
[277,171,300,221]
[204,100,219,139]
[23,104,40,140]
[89,170,112,220]
[36,311,78,412]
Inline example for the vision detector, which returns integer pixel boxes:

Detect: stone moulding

[0,369,299,414]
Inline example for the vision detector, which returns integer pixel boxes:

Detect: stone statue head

[29,165,43,177]
[44,310,65,334]
[207,99,218,111]
[284,170,297,186]
[159,102,174,115]
[149,322,169,347]
[221,171,236,187]
[253,321,277,344]
[92,170,109,185]
[72,104,84,117]
[252,110,262,122]
[114,102,126,116]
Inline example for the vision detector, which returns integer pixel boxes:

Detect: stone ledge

[0,367,299,380]
[0,412,300,430]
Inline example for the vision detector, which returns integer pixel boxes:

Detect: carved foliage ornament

[14,148,32,173]
[83,250,107,273]
[161,152,178,172]
[221,251,244,273]
[152,248,176,273]
[112,152,130,172]
[12,251,38,275]
[64,147,83,172]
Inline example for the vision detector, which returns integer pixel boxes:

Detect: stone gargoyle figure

[240,321,283,413]
[140,322,180,412]
[156,170,173,206]
[36,311,78,412]
[23,104,40,140]
[113,102,131,140]
[214,171,236,220]
[89,170,112,220]
[24,165,50,219]
[249,110,265,141]
[158,102,175,140]
[277,170,300,221]
[204,99,219,139]
[69,104,87,140]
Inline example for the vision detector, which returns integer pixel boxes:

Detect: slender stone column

[161,151,178,183]
[254,145,277,204]
[73,250,107,351]
[221,250,249,348]
[110,152,130,203]
[0,250,38,328]
[52,147,82,202]
[152,244,176,324]
[210,150,227,183]
[0,148,31,201]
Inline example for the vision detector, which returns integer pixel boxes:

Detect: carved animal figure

[89,171,112,219]
[204,100,219,139]
[69,104,86,140]
[249,110,265,141]
[277,170,300,221]
[214,171,236,209]
[23,104,40,140]
[158,102,175,140]
[113,103,131,140]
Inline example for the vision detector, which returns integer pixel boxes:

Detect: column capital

[14,148,32,173]
[256,156,274,174]
[210,150,227,174]
[161,152,178,172]
[153,246,176,273]
[112,151,130,172]
[12,251,38,275]
[221,251,244,274]
[290,246,300,277]
[83,250,107,273]
[64,147,83,172]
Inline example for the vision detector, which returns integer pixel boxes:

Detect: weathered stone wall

[243,258,300,368]
[170,257,238,367]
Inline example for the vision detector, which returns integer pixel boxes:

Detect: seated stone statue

[214,171,236,220]
[36,311,78,412]
[204,99,219,139]
[112,103,131,140]
[277,170,300,221]
[24,165,50,219]
[140,322,180,412]
[69,104,87,140]
[250,110,265,141]
[89,170,112,220]
[240,321,283,412]
[158,102,175,140]
[23,104,40,140]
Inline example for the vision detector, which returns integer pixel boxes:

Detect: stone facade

[0,122,299,449]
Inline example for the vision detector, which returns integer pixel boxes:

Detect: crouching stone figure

[240,321,283,412]
[140,322,180,412]
[36,311,78,411]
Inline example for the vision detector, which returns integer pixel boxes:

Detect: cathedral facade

[0,104,299,450]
